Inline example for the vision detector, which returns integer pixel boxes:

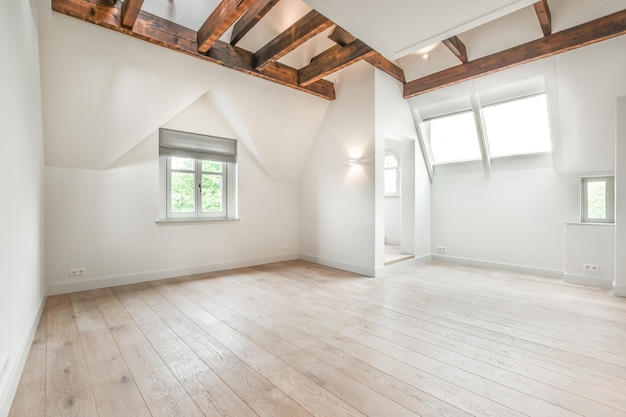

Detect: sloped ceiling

[302,0,537,60]
[37,0,330,180]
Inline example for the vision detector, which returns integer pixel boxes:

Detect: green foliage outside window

[587,181,606,219]
[170,157,223,213]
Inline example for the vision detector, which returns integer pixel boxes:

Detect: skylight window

[482,93,551,158]
[423,110,481,164]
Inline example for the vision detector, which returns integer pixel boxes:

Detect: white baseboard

[431,254,564,279]
[298,254,374,277]
[47,254,299,295]
[613,285,626,297]
[375,254,431,277]
[563,274,613,289]
[0,296,46,417]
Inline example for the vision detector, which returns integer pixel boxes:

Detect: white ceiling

[301,0,538,60]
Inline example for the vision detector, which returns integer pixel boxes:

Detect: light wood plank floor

[9,260,626,417]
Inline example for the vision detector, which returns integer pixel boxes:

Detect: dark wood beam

[442,36,468,63]
[197,0,256,54]
[364,53,405,83]
[327,25,356,46]
[299,40,375,86]
[255,10,333,71]
[121,0,144,28]
[230,0,280,45]
[51,0,335,100]
[404,8,626,98]
[327,26,405,83]
[533,0,552,36]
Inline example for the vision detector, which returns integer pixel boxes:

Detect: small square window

[581,176,614,223]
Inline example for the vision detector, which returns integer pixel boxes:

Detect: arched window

[384,151,400,196]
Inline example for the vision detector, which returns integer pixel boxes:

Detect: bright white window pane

[171,157,194,170]
[426,111,481,164]
[587,181,607,219]
[385,169,397,194]
[483,94,551,157]
[202,174,223,212]
[202,160,222,173]
[384,154,398,169]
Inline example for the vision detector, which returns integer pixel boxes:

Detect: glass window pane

[384,154,398,169]
[202,161,223,173]
[202,174,223,212]
[171,172,195,212]
[587,181,607,219]
[171,157,194,170]
[426,111,481,164]
[483,94,551,157]
[385,169,397,194]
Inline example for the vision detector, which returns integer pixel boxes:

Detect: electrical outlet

[583,263,599,271]
[281,245,289,252]
[69,267,86,277]
[437,246,446,253]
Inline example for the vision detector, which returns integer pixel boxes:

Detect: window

[414,77,554,175]
[482,93,551,157]
[422,110,481,164]
[384,152,400,196]
[581,176,614,223]
[160,128,237,221]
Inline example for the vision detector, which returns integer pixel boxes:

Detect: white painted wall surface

[46,97,300,294]
[615,97,626,296]
[0,0,46,415]
[565,224,615,287]
[374,70,429,270]
[432,168,578,274]
[427,36,626,276]
[299,62,376,275]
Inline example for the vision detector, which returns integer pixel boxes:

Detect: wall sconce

[347,157,364,166]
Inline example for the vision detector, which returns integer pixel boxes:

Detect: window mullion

[471,93,491,178]
[196,160,202,216]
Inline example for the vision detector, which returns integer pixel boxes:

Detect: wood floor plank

[8,306,47,417]
[180,274,527,417]
[91,288,205,417]
[45,295,99,417]
[110,284,264,417]
[146,280,369,417]
[70,291,151,417]
[10,260,626,417]
[126,282,316,417]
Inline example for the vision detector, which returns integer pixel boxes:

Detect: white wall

[565,224,614,288]
[46,96,300,294]
[374,70,430,269]
[615,97,626,296]
[299,62,377,275]
[426,36,626,276]
[0,0,46,415]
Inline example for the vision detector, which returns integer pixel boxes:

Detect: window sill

[156,218,240,224]
[566,222,615,226]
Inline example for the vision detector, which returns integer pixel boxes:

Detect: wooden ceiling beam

[121,0,144,28]
[442,36,468,63]
[533,0,552,36]
[230,0,280,45]
[197,0,257,53]
[255,10,333,71]
[364,54,405,83]
[299,40,375,86]
[404,8,626,98]
[51,0,335,100]
[327,25,356,46]
[328,26,406,83]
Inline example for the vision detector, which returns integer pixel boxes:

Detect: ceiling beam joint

[197,0,256,54]
[442,36,468,63]
[230,0,280,45]
[533,0,552,36]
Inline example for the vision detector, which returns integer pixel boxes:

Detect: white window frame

[581,176,614,223]
[159,128,238,222]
